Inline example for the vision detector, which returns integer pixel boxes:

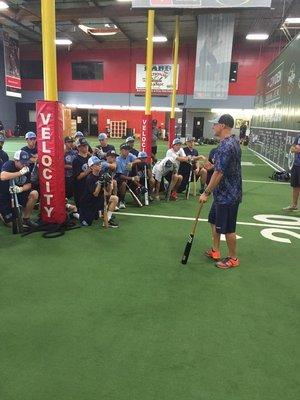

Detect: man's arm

[1,169,26,181]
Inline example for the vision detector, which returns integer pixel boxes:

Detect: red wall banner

[36,100,66,224]
[140,114,152,162]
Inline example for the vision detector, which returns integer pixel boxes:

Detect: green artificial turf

[0,138,299,400]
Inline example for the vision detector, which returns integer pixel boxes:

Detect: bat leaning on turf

[185,163,193,200]
[144,165,149,206]
[10,179,23,234]
[181,202,204,265]
[126,183,143,207]
[103,194,109,229]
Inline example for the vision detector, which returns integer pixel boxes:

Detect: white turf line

[120,212,300,230]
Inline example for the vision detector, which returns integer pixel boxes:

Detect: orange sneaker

[205,248,221,261]
[216,257,240,269]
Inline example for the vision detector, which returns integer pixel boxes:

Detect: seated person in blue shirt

[0,134,9,169]
[64,136,78,199]
[126,136,139,157]
[79,156,119,228]
[115,143,141,209]
[94,132,116,159]
[131,151,155,200]
[0,150,38,228]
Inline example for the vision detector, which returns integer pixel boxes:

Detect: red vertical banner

[169,117,175,148]
[140,114,152,163]
[36,100,66,224]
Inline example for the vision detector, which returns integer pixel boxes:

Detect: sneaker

[81,220,89,227]
[119,201,126,209]
[216,257,240,269]
[282,205,298,211]
[108,219,119,228]
[171,191,178,199]
[154,195,160,201]
[23,218,39,229]
[114,205,119,211]
[205,248,221,261]
[170,192,177,201]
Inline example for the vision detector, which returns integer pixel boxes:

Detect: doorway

[89,113,98,136]
[192,117,204,139]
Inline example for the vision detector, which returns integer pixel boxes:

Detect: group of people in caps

[0,130,210,229]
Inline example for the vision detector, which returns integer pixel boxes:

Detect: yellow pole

[170,16,180,119]
[41,0,58,101]
[145,10,155,115]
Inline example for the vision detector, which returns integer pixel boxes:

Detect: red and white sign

[136,64,179,94]
[140,115,152,163]
[36,101,66,224]
[2,29,22,98]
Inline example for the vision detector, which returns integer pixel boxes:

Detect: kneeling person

[0,150,38,228]
[80,156,119,228]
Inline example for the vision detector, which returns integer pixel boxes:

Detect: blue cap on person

[0,134,5,142]
[172,138,181,146]
[209,114,234,129]
[126,136,135,143]
[77,137,89,147]
[88,155,101,167]
[98,132,107,141]
[138,151,147,159]
[75,131,84,138]
[14,150,30,165]
[25,131,36,140]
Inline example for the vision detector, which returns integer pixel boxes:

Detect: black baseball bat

[181,202,204,265]
[11,191,18,234]
[126,183,143,207]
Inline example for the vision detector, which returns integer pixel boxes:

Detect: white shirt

[152,157,176,182]
[166,148,186,169]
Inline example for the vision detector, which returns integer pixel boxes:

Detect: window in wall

[72,62,103,80]
[229,62,238,82]
[20,60,43,79]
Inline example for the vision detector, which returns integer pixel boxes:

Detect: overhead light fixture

[147,36,168,42]
[117,0,132,2]
[55,39,72,45]
[78,23,119,36]
[0,1,9,10]
[284,17,300,24]
[246,33,269,41]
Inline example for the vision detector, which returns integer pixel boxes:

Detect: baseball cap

[209,114,234,129]
[77,137,89,147]
[0,134,5,142]
[172,138,181,146]
[64,136,74,143]
[98,133,107,141]
[75,131,84,137]
[120,143,130,150]
[88,156,101,167]
[25,131,36,140]
[125,136,135,143]
[185,136,195,142]
[138,151,147,159]
[14,150,30,165]
[106,150,118,157]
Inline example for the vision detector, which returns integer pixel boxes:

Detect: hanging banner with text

[194,14,234,100]
[36,100,66,224]
[136,64,179,94]
[132,1,272,8]
[2,29,21,98]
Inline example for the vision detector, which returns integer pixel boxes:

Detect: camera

[98,172,112,187]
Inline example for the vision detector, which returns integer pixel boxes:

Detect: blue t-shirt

[116,153,136,175]
[0,160,30,194]
[0,149,9,169]
[213,135,242,205]
[64,149,78,178]
[293,136,300,167]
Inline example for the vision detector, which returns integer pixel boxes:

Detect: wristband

[204,189,211,196]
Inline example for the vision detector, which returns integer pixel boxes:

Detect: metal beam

[0,11,41,41]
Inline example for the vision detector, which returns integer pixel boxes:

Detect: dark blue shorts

[208,202,240,234]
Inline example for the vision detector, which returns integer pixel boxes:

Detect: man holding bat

[0,150,39,228]
[199,114,242,269]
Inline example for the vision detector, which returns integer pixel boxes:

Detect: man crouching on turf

[152,157,178,200]
[80,156,119,228]
[199,114,242,269]
[0,150,38,228]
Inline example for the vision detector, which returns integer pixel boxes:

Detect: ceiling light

[117,0,132,2]
[0,1,9,10]
[284,17,300,24]
[55,39,72,45]
[78,24,119,36]
[148,36,168,42]
[246,33,269,41]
